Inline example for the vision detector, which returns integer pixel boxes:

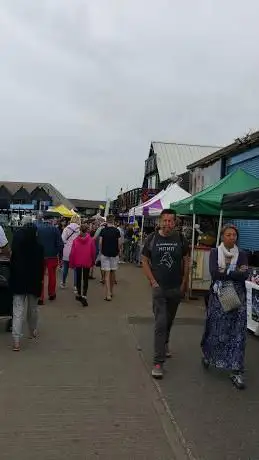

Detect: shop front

[171,168,259,295]
[225,147,259,251]
[221,186,259,334]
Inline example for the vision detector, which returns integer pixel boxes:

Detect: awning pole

[140,214,144,245]
[189,213,196,299]
[216,210,223,246]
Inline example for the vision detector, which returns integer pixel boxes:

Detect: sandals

[104,296,112,301]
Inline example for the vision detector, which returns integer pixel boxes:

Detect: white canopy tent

[128,189,165,217]
[129,183,191,217]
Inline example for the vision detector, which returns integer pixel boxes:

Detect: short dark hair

[160,209,176,218]
[106,214,115,224]
[221,224,239,239]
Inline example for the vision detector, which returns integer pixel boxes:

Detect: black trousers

[76,268,90,297]
[152,287,181,365]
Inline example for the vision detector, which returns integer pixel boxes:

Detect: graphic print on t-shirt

[158,241,179,269]
[142,231,189,289]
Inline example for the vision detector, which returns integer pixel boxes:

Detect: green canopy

[170,168,259,216]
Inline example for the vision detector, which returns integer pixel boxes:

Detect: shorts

[101,255,119,271]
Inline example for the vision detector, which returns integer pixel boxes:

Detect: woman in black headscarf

[10,220,44,351]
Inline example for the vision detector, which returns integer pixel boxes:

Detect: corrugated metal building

[143,141,220,192]
[188,131,259,250]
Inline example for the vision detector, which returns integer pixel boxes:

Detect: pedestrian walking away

[0,224,12,332]
[99,215,121,301]
[94,222,106,284]
[36,213,63,305]
[70,222,96,307]
[61,215,81,292]
[201,224,249,390]
[141,209,189,379]
[10,220,44,351]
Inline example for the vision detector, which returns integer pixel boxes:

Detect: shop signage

[10,204,35,210]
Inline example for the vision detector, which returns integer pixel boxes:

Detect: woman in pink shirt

[70,223,96,307]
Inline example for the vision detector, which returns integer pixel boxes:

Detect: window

[145,155,156,175]
[148,175,156,189]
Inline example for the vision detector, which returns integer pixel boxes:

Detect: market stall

[127,183,191,265]
[170,169,259,295]
[222,187,259,212]
[47,205,76,218]
[128,183,190,217]
[221,187,259,334]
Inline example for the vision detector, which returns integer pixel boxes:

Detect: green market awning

[170,168,259,216]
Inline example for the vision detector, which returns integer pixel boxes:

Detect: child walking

[70,223,96,307]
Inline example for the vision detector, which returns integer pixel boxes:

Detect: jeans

[12,294,39,342]
[40,257,58,302]
[123,240,132,262]
[76,268,90,297]
[62,261,77,286]
[152,287,181,365]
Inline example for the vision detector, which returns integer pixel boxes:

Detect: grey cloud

[0,0,259,200]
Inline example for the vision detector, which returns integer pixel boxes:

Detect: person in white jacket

[61,216,81,291]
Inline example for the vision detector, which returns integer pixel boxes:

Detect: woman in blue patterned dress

[201,225,249,390]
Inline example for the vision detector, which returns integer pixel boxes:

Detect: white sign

[246,281,259,336]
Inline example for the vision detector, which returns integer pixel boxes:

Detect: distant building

[111,187,159,217]
[0,181,74,211]
[142,141,220,192]
[69,199,106,217]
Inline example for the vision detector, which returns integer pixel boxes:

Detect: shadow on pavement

[131,313,259,460]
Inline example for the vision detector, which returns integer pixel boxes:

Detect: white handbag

[218,281,242,313]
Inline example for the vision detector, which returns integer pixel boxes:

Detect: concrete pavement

[0,266,187,460]
[1,264,259,460]
[128,266,259,460]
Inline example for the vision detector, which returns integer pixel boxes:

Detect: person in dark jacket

[35,215,63,305]
[10,222,44,351]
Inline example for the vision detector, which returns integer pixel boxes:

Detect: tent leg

[189,214,196,300]
[138,215,145,267]
[140,215,144,245]
[216,210,223,247]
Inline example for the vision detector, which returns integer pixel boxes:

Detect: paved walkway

[2,264,259,460]
[129,268,259,460]
[0,265,187,460]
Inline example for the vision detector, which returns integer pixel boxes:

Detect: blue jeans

[62,261,77,286]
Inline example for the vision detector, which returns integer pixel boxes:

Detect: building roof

[187,130,259,170]
[0,181,74,210]
[70,199,106,209]
[151,142,220,182]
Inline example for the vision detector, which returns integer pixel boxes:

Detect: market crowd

[0,213,122,351]
[0,209,249,391]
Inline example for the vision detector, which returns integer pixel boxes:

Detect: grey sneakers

[152,364,163,379]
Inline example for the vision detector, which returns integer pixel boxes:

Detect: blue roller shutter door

[226,155,259,251]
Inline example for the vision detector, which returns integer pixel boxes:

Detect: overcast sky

[1,0,259,200]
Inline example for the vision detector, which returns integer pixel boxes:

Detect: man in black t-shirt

[142,209,189,379]
[99,215,121,301]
